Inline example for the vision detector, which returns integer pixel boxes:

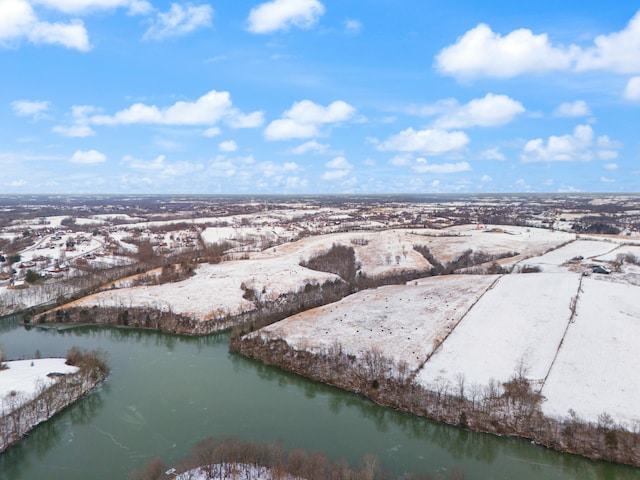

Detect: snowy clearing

[256,275,497,370]
[414,273,580,392]
[254,229,432,277]
[522,240,619,272]
[254,226,574,278]
[594,244,640,263]
[176,464,300,480]
[410,225,575,265]
[5,226,579,321]
[541,278,640,427]
[0,359,78,415]
[64,259,339,320]
[201,225,298,247]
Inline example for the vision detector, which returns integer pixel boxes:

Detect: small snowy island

[0,349,109,452]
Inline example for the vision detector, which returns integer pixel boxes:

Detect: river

[0,318,638,480]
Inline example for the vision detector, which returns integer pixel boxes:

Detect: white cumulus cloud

[433,93,525,129]
[435,23,574,79]
[122,154,166,170]
[32,0,152,15]
[69,149,106,164]
[265,119,318,140]
[286,99,355,124]
[553,100,591,117]
[11,99,51,118]
[575,11,640,74]
[52,125,95,137]
[290,140,330,154]
[326,156,350,170]
[218,140,237,152]
[225,111,264,128]
[143,3,213,40]
[0,0,90,51]
[122,154,204,177]
[247,0,324,34]
[436,11,640,80]
[478,147,506,161]
[90,90,261,128]
[259,160,300,178]
[624,76,640,100]
[202,126,221,137]
[521,125,620,163]
[265,99,355,140]
[377,127,469,156]
[322,155,352,180]
[412,159,471,174]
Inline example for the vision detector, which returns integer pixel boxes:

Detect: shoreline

[0,355,109,453]
[14,298,640,469]
[231,334,640,469]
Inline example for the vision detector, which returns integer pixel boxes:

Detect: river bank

[231,334,640,468]
[1,322,637,480]
[0,349,109,453]
[21,269,640,470]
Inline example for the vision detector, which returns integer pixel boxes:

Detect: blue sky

[2,0,639,194]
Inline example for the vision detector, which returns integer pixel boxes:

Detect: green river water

[0,318,638,480]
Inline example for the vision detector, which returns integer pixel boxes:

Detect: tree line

[0,348,109,453]
[233,336,640,468]
[129,436,466,480]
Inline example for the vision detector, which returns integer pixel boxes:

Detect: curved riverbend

[0,320,638,480]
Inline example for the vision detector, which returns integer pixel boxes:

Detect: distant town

[1,193,637,293]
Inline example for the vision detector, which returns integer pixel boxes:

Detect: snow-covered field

[541,278,640,426]
[7,222,637,430]
[80,226,572,323]
[123,208,323,231]
[0,359,78,415]
[201,225,299,249]
[594,244,640,262]
[254,229,433,277]
[176,464,298,480]
[410,225,575,265]
[414,273,579,391]
[64,258,340,320]
[257,275,497,370]
[255,226,574,278]
[251,244,640,429]
[63,229,438,321]
[522,240,619,273]
[4,226,579,321]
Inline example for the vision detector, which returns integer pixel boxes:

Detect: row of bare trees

[412,245,517,275]
[129,436,465,480]
[0,348,109,453]
[234,336,640,468]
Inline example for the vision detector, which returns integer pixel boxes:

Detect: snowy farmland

[60,226,578,325]
[254,226,575,277]
[257,275,498,370]
[0,359,78,415]
[253,229,433,277]
[594,244,640,263]
[249,238,640,429]
[62,258,340,320]
[541,278,640,426]
[414,273,580,389]
[521,239,619,273]
[409,225,575,266]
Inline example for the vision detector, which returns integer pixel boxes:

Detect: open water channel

[0,317,638,480]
